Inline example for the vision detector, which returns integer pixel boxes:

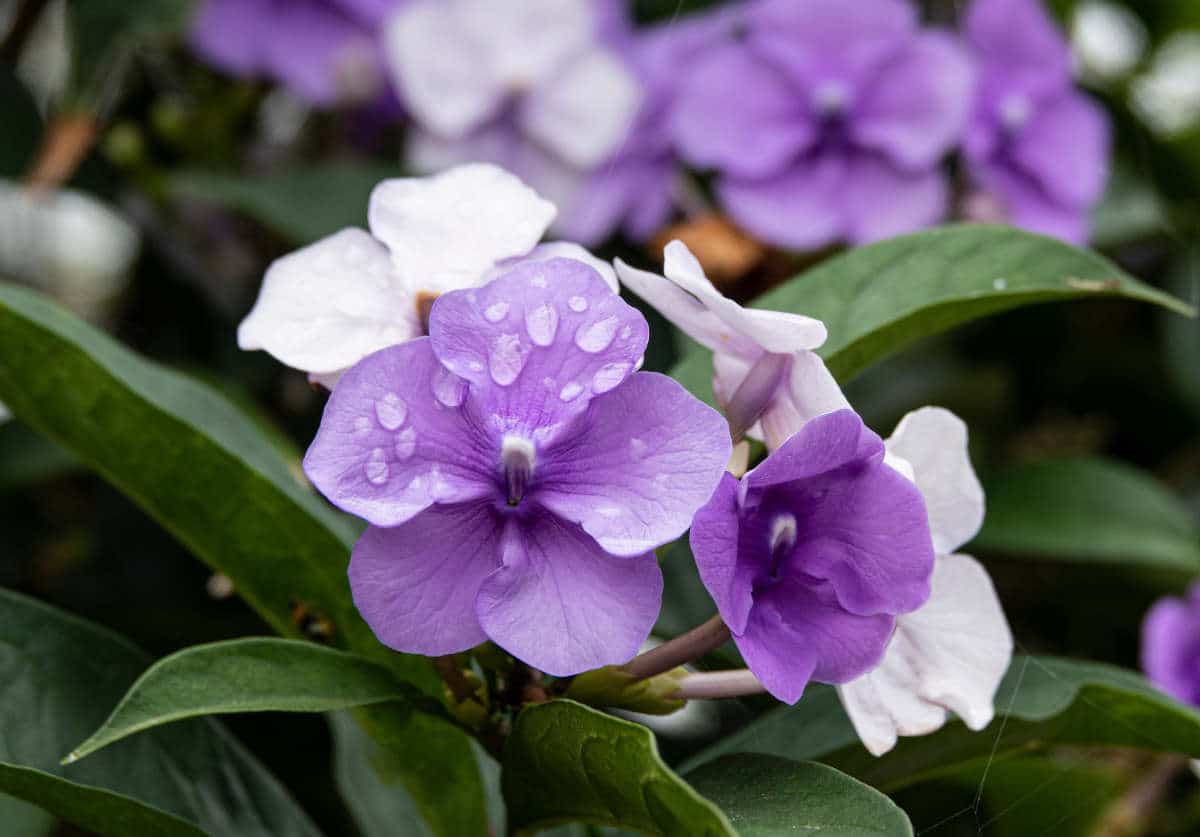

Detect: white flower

[384,0,641,170]
[237,163,615,385]
[615,240,829,447]
[838,407,1013,756]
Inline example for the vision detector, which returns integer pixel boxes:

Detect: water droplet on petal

[619,325,632,341]
[568,295,588,312]
[575,316,620,353]
[525,303,558,346]
[394,427,417,460]
[432,366,467,407]
[489,333,524,386]
[597,505,622,518]
[530,274,548,288]
[542,376,556,390]
[592,362,630,394]
[629,437,647,458]
[468,360,484,372]
[353,416,372,434]
[484,301,510,322]
[375,393,407,430]
[559,381,584,402]
[365,448,389,485]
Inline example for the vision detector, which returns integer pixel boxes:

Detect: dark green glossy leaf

[502,700,734,836]
[70,639,413,762]
[974,456,1200,573]
[670,225,1195,397]
[169,163,401,243]
[328,712,432,837]
[0,587,321,837]
[0,282,487,835]
[684,754,912,837]
[684,656,1200,793]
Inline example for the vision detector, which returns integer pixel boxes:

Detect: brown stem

[623,615,731,680]
[25,113,99,191]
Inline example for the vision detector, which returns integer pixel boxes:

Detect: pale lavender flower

[387,0,643,244]
[1142,584,1200,707]
[190,0,400,105]
[690,409,935,703]
[962,0,1110,243]
[673,0,972,250]
[303,259,731,676]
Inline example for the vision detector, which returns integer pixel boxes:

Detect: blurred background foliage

[1,0,1199,835]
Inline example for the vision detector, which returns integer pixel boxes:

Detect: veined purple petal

[429,258,647,443]
[536,372,731,556]
[475,513,662,676]
[302,338,495,527]
[718,153,847,251]
[349,502,499,656]
[841,153,949,244]
[1009,91,1110,210]
[690,472,754,634]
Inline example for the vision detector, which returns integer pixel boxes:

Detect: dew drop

[365,448,389,485]
[394,427,417,460]
[353,415,372,435]
[597,505,622,518]
[629,437,647,458]
[559,381,584,402]
[489,333,524,386]
[530,273,548,288]
[592,362,630,394]
[568,295,588,312]
[524,303,558,346]
[484,301,510,322]
[375,393,407,430]
[619,325,632,341]
[468,360,485,372]
[432,366,467,407]
[575,316,620,353]
[992,277,1008,290]
[542,377,557,390]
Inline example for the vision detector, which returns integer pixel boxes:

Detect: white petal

[755,350,850,451]
[662,241,827,354]
[519,47,642,169]
[457,0,593,91]
[237,229,417,375]
[367,163,556,295]
[886,406,985,554]
[838,553,1013,756]
[614,257,747,355]
[382,1,506,137]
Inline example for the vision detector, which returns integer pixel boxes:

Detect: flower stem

[672,669,765,700]
[623,615,731,680]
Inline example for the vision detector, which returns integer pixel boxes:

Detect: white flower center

[502,435,536,506]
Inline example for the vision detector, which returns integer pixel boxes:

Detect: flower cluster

[192,0,1108,246]
[241,163,1013,757]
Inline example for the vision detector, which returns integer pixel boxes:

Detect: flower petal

[519,47,642,169]
[261,2,375,104]
[237,228,416,377]
[738,577,895,703]
[838,553,1013,755]
[970,161,1089,243]
[753,350,851,451]
[487,241,619,293]
[367,163,556,295]
[673,43,815,180]
[190,0,270,77]
[718,154,847,251]
[302,338,495,527]
[690,472,756,634]
[429,258,647,441]
[851,31,973,170]
[965,0,1072,81]
[349,503,500,656]
[537,371,732,556]
[1011,92,1110,209]
[1142,590,1200,705]
[476,514,662,676]
[886,407,984,555]
[841,154,949,244]
[748,410,935,615]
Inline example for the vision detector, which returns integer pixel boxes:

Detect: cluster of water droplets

[354,392,417,486]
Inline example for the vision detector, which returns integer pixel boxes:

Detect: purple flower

[303,259,731,675]
[961,0,1110,243]
[690,409,935,702]
[673,0,972,250]
[1142,584,1200,707]
[190,0,400,105]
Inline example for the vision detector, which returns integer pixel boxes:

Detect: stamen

[768,513,797,579]
[502,435,536,506]
[812,79,851,117]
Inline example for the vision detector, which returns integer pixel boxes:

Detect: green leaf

[684,754,912,837]
[0,421,80,491]
[0,792,55,837]
[0,587,321,837]
[502,700,734,836]
[329,712,433,837]
[670,225,1195,396]
[69,638,413,762]
[684,656,1200,793]
[0,281,488,835]
[973,456,1200,573]
[169,163,402,244]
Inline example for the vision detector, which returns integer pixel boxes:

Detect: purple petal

[262,1,371,104]
[965,0,1072,82]
[690,472,756,634]
[536,372,732,557]
[737,577,896,703]
[841,153,949,244]
[970,161,1089,243]
[428,259,648,443]
[747,409,883,489]
[673,44,815,180]
[1142,594,1200,706]
[190,0,272,76]
[1010,92,1110,209]
[302,338,495,528]
[349,502,499,656]
[851,31,973,170]
[718,153,847,250]
[475,514,662,676]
